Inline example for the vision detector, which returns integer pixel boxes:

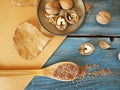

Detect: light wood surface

[0,62,78,81]
[0,1,66,90]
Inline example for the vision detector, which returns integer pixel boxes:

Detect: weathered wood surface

[72,0,120,36]
[25,0,120,89]
[26,37,120,90]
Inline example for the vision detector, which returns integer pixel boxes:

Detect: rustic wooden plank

[72,0,120,36]
[26,37,120,90]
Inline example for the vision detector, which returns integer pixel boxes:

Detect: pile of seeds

[53,63,80,80]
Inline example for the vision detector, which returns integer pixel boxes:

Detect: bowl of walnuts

[37,0,85,35]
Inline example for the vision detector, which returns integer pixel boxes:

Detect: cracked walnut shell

[45,13,57,25]
[65,10,79,24]
[96,11,112,25]
[56,15,68,31]
[98,40,110,49]
[79,43,95,55]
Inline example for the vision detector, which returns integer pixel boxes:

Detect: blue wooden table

[25,0,120,90]
[72,0,120,36]
[26,37,120,90]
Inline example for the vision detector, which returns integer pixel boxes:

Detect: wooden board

[26,37,120,90]
[72,0,120,36]
[25,0,120,89]
[0,1,66,90]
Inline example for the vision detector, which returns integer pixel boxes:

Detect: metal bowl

[37,0,85,36]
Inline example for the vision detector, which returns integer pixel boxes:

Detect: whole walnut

[45,2,60,14]
[59,0,73,10]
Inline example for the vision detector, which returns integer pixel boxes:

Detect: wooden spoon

[0,62,80,81]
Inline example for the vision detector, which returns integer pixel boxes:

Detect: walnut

[59,0,73,10]
[96,11,112,25]
[56,16,68,31]
[65,10,79,24]
[45,13,57,25]
[79,43,95,55]
[45,1,60,15]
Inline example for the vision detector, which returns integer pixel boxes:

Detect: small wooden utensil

[0,62,80,81]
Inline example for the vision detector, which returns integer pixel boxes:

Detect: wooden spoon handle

[0,69,44,76]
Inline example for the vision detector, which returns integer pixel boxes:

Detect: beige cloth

[0,1,37,90]
[0,76,34,90]
[0,1,66,90]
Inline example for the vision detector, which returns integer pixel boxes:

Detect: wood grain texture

[26,37,120,90]
[25,0,120,89]
[72,0,120,36]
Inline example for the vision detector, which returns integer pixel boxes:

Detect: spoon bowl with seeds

[0,62,81,81]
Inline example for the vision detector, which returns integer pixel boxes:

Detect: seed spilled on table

[69,64,112,89]
[53,62,111,82]
[93,63,99,68]
[85,3,92,14]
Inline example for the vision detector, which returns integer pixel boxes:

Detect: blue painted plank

[26,37,120,90]
[72,0,120,36]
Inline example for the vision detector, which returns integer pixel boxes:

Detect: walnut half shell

[96,11,112,25]
[56,15,68,31]
[79,43,95,55]
[65,10,79,24]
